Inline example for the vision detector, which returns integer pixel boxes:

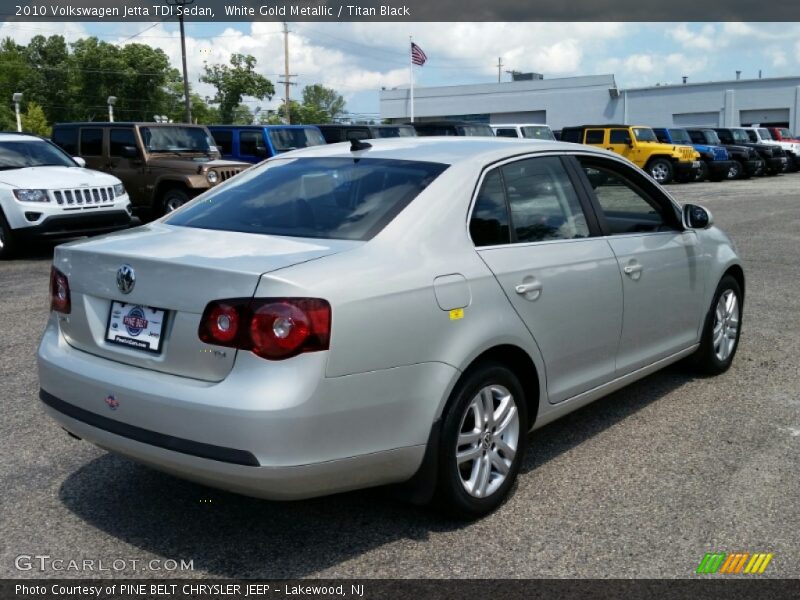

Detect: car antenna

[350,138,372,151]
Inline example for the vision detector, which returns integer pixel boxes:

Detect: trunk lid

[54,224,359,381]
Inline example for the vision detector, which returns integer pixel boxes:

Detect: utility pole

[278,22,297,124]
[169,0,194,123]
[496,57,504,83]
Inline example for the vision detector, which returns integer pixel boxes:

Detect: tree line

[0,34,347,135]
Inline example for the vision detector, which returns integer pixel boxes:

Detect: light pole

[168,0,194,123]
[107,96,117,123]
[12,93,23,132]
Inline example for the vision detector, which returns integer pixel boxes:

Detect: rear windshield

[268,128,326,152]
[167,157,448,241]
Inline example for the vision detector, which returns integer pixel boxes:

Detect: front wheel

[691,275,743,375]
[727,160,744,180]
[436,362,528,519]
[160,188,191,215]
[0,211,16,260]
[648,158,674,184]
[695,161,709,182]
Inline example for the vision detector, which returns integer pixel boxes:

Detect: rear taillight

[199,298,331,360]
[49,266,71,314]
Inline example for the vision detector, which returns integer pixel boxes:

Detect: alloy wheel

[455,385,519,498]
[651,164,669,182]
[712,290,739,362]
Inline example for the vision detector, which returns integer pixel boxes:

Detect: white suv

[0,133,132,258]
[743,126,800,171]
[491,124,555,140]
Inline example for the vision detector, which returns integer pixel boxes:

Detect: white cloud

[0,21,88,44]
[667,24,717,50]
[766,48,788,68]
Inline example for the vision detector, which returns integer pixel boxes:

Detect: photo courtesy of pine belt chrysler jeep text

[38,137,744,518]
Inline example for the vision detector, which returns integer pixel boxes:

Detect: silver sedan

[38,138,743,518]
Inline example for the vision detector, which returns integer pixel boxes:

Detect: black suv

[316,124,416,143]
[713,127,788,176]
[685,128,765,180]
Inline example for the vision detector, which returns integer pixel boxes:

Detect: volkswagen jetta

[38,137,743,517]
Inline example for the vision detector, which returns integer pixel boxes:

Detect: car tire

[648,158,674,184]
[435,361,528,519]
[691,275,743,376]
[727,161,743,180]
[0,210,16,260]
[160,188,191,215]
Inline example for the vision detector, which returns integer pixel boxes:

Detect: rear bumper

[37,317,454,499]
[14,210,131,239]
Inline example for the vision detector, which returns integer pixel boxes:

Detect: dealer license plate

[105,302,167,354]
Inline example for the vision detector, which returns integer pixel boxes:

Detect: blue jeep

[207,125,326,163]
[653,127,734,181]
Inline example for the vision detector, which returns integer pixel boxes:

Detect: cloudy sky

[1,21,799,118]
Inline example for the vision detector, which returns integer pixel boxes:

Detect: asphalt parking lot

[1,175,799,579]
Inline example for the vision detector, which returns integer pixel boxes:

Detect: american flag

[411,42,427,66]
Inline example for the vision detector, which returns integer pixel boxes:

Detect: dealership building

[379,74,800,132]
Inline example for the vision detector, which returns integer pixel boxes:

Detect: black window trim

[467,151,604,249]
[569,153,684,237]
[109,127,137,158]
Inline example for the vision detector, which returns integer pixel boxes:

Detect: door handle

[623,262,643,279]
[515,280,543,300]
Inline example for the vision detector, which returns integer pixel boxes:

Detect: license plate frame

[105,301,168,354]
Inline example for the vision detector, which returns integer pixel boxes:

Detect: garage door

[740,108,790,126]
[491,111,547,125]
[673,112,720,126]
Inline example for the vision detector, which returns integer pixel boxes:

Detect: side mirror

[683,204,713,229]
[626,140,634,147]
[122,146,140,159]
[256,145,269,157]
[72,156,86,167]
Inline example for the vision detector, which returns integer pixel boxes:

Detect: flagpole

[409,34,414,123]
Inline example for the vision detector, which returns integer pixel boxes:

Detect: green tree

[23,35,71,124]
[299,84,345,123]
[200,54,274,124]
[21,101,49,136]
[231,104,254,124]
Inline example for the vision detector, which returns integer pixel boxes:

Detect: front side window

[494,128,519,138]
[457,125,494,137]
[502,156,589,243]
[167,157,448,241]
[609,129,632,144]
[0,140,76,170]
[52,127,78,155]
[470,170,510,247]
[110,128,137,157]
[240,131,266,156]
[745,130,758,143]
[578,157,677,235]
[730,129,750,143]
[79,128,103,156]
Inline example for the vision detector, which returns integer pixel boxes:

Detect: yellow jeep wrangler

[561,124,701,184]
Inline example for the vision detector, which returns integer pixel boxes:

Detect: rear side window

[167,158,448,241]
[211,130,233,155]
[585,129,605,144]
[53,127,78,154]
[80,128,103,156]
[470,170,510,247]
[110,128,137,157]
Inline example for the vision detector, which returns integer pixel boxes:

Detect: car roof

[491,123,550,128]
[412,121,492,128]
[0,132,45,142]
[206,124,318,130]
[53,122,209,128]
[276,136,613,165]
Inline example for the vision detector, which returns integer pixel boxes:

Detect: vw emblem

[116,264,135,294]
